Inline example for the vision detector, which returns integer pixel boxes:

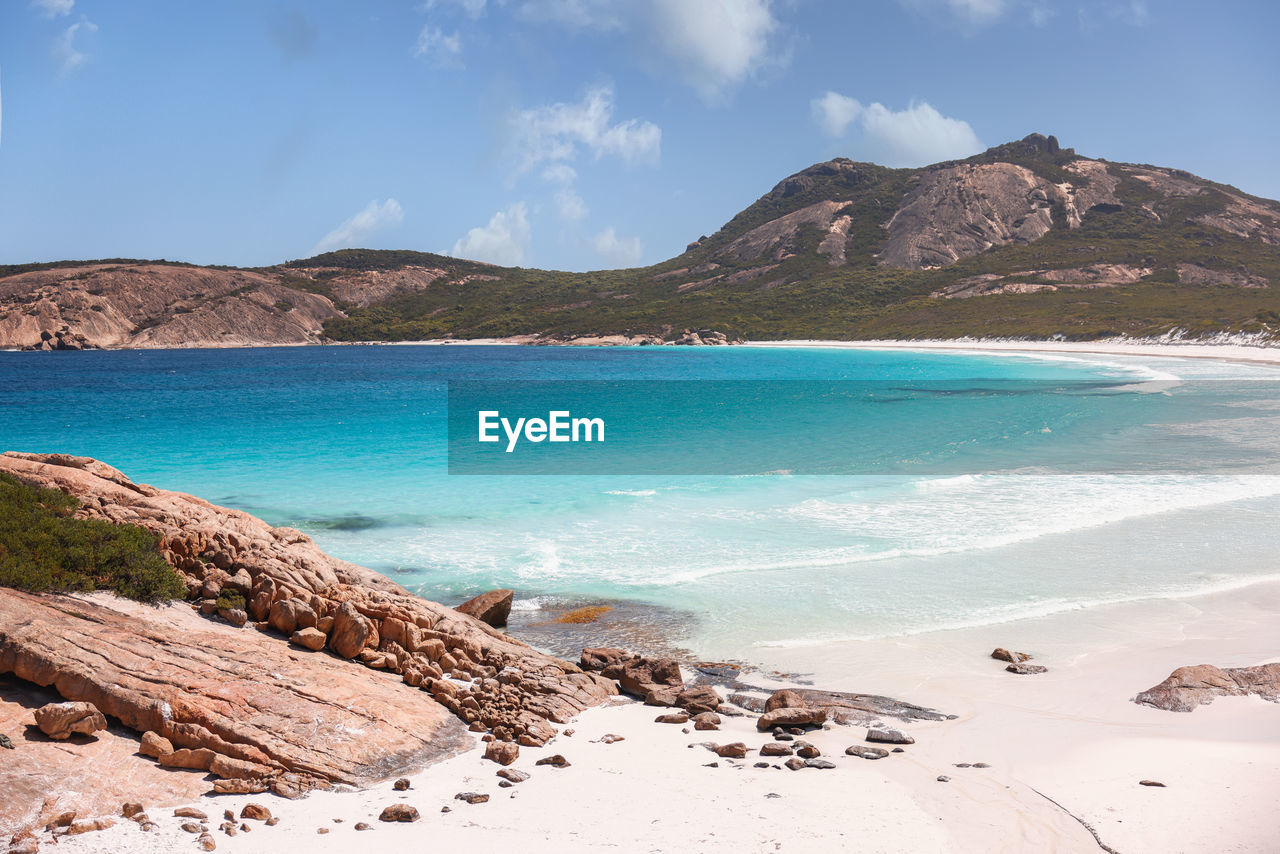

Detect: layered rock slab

[1134,663,1280,712]
[0,676,212,842]
[0,589,472,786]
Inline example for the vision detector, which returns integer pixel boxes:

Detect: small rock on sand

[1139,780,1166,787]
[991,648,1031,663]
[379,804,420,822]
[1006,663,1048,675]
[535,754,570,767]
[867,727,914,745]
[846,745,889,760]
[240,804,272,822]
[713,742,748,759]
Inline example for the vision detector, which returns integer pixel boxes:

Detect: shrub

[215,588,246,611]
[0,473,186,604]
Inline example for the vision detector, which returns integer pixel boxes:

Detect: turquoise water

[4,344,1280,658]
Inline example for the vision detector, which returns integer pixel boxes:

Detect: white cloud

[413,26,463,66]
[813,94,983,168]
[554,188,589,221]
[32,0,74,18]
[811,91,862,138]
[424,0,489,20]
[313,199,405,254]
[509,85,661,175]
[1110,0,1149,26]
[646,0,779,98]
[451,203,531,266]
[541,164,578,185]
[52,17,96,75]
[900,0,1008,25]
[1027,0,1053,27]
[517,0,625,30]
[592,226,643,267]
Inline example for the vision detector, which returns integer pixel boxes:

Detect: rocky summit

[0,452,616,839]
[4,134,1280,346]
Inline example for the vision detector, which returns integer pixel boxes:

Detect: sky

[1,0,1278,271]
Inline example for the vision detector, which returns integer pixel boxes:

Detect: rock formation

[0,452,617,837]
[455,589,514,628]
[879,158,1123,270]
[32,702,107,740]
[1134,662,1280,712]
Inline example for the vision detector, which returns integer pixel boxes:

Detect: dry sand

[43,578,1279,854]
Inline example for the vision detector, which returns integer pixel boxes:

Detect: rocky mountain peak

[978,133,1075,162]
[768,158,871,201]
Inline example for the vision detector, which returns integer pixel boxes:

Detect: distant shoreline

[8,335,1280,365]
[745,338,1280,367]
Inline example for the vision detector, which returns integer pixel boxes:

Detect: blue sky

[2,1,1277,271]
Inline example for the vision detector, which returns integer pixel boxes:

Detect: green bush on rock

[0,472,186,604]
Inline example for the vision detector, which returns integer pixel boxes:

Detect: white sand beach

[43,578,1280,854]
[748,337,1280,367]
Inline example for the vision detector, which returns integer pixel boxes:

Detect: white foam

[752,571,1280,647]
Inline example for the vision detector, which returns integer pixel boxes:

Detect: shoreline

[745,337,1280,367]
[8,334,1280,364]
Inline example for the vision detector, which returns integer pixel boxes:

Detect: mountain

[4,134,1280,349]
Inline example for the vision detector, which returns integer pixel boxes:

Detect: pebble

[1139,780,1166,787]
[355,822,372,831]
[846,745,889,760]
[393,777,411,790]
[455,792,490,805]
[937,775,950,783]
[1006,663,1048,675]
[804,759,836,769]
[535,754,570,768]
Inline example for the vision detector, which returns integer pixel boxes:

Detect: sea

[5,344,1280,663]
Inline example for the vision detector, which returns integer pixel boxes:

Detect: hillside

[4,134,1280,348]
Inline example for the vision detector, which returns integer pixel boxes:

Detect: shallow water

[4,344,1280,660]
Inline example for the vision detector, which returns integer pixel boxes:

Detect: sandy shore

[747,337,1280,367]
[34,338,1280,853]
[44,577,1279,854]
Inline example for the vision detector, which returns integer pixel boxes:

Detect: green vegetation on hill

[0,473,186,604]
[318,137,1280,343]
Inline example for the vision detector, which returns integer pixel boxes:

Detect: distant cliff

[5,134,1280,347]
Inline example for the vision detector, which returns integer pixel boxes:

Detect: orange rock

[33,701,107,740]
[138,732,172,757]
[157,748,217,771]
[290,627,327,651]
[455,590,514,628]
